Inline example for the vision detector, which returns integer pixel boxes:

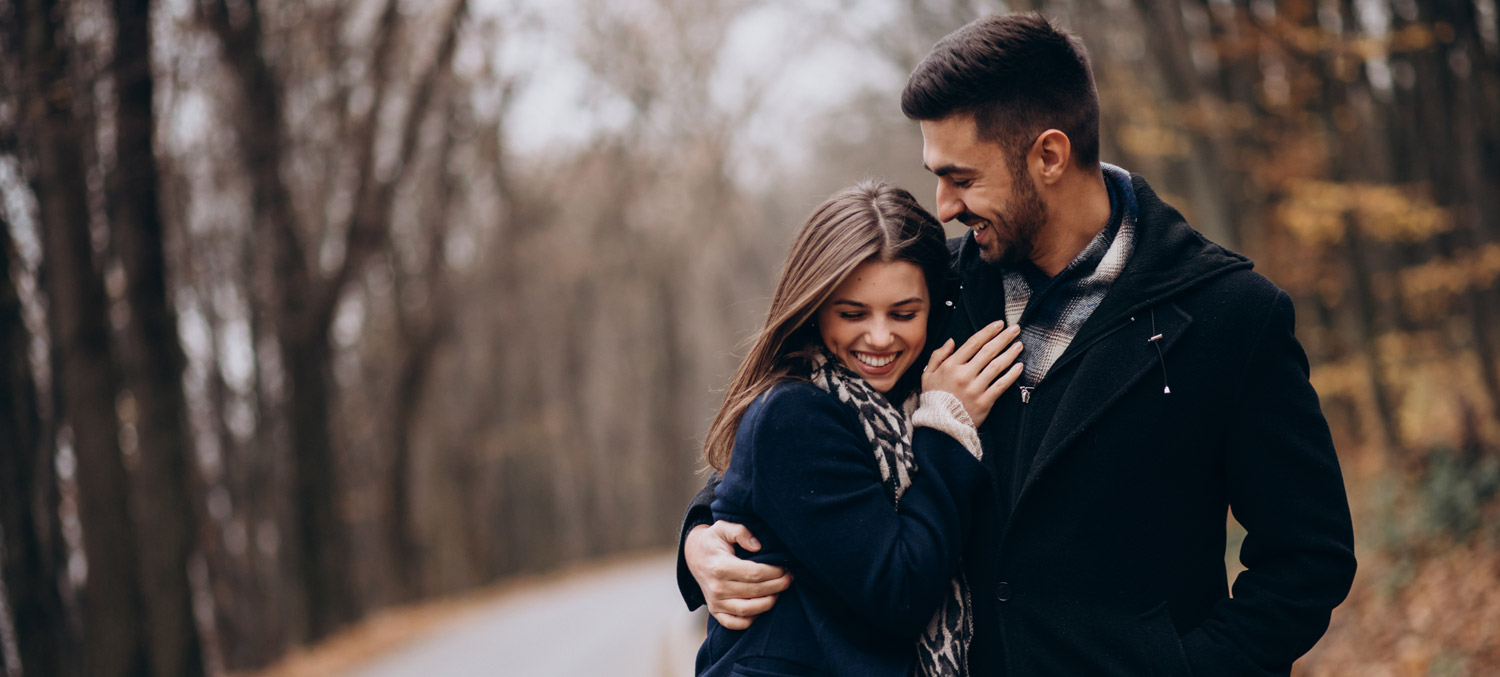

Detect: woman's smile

[852,350,901,371]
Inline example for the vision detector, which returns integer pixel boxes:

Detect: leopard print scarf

[809,349,973,677]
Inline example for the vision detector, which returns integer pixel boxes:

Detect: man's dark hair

[902,13,1101,170]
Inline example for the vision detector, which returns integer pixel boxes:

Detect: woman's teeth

[854,351,897,368]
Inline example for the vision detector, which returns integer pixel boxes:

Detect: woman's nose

[865,322,895,348]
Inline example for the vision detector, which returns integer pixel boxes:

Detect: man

[679,13,1356,676]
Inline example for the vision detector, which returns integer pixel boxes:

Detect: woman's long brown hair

[702,180,948,472]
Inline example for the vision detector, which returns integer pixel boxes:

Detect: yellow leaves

[1302,543,1500,676]
[1217,21,1455,63]
[1171,97,1257,136]
[1276,180,1453,247]
[1310,357,1369,400]
[1116,123,1192,160]
[1399,243,1500,305]
[1311,330,1499,452]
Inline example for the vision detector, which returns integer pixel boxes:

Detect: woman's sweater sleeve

[747,384,989,638]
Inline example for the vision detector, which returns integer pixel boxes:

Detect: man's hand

[685,520,792,630]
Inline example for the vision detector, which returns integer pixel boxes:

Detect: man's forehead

[920,116,991,173]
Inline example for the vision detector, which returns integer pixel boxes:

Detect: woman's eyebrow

[830,298,926,308]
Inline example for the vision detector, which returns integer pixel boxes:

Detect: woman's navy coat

[695,381,996,677]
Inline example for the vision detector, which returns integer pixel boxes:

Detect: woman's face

[816,259,930,393]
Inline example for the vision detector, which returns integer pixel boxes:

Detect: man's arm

[1180,289,1358,675]
[676,475,791,629]
[675,477,719,609]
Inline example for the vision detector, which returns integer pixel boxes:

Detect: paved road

[344,554,702,677]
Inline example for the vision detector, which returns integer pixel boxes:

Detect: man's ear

[1030,129,1072,185]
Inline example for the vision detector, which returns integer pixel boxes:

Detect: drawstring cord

[1148,308,1171,395]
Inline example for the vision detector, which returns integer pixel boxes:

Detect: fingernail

[748,538,760,549]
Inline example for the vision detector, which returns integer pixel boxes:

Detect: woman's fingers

[951,320,1005,364]
[977,340,1024,385]
[971,325,1020,373]
[970,364,1023,426]
[982,363,1025,405]
[926,338,956,372]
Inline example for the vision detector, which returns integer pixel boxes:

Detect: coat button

[995,581,1012,602]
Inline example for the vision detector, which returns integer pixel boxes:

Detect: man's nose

[936,183,963,223]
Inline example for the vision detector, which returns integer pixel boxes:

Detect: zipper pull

[1019,386,1033,404]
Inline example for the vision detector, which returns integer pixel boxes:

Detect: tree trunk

[0,196,74,677]
[21,0,150,673]
[107,0,208,674]
[279,334,356,638]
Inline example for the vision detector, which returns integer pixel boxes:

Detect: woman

[695,180,1023,677]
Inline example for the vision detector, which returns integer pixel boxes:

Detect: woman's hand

[921,321,1024,427]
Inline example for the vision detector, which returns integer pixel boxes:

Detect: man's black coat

[678,173,1357,676]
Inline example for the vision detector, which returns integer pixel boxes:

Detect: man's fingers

[711,611,754,631]
[711,572,792,601]
[707,556,787,585]
[715,521,762,553]
[712,593,779,619]
[952,321,1005,364]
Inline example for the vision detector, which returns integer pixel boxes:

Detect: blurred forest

[0,0,1496,675]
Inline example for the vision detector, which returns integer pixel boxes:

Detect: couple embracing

[679,14,1356,677]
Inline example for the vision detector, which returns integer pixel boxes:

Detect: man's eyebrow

[924,162,964,177]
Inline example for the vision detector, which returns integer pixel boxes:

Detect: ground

[242,552,699,677]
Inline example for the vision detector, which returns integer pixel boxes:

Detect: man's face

[920,114,1047,266]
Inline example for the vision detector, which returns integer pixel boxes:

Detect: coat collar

[1016,301,1191,501]
[948,171,1255,504]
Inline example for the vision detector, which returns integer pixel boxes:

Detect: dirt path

[336,553,700,677]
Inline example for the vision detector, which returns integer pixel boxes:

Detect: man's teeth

[854,351,897,368]
[973,222,988,231]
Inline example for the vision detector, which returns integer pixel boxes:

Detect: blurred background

[1,0,1497,675]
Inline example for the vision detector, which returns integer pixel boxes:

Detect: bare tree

[0,199,73,677]
[18,0,150,673]
[107,0,208,674]
[197,0,468,639]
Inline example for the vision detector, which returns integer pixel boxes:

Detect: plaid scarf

[807,350,973,677]
[1003,164,1136,386]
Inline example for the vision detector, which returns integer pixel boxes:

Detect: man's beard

[976,169,1046,267]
